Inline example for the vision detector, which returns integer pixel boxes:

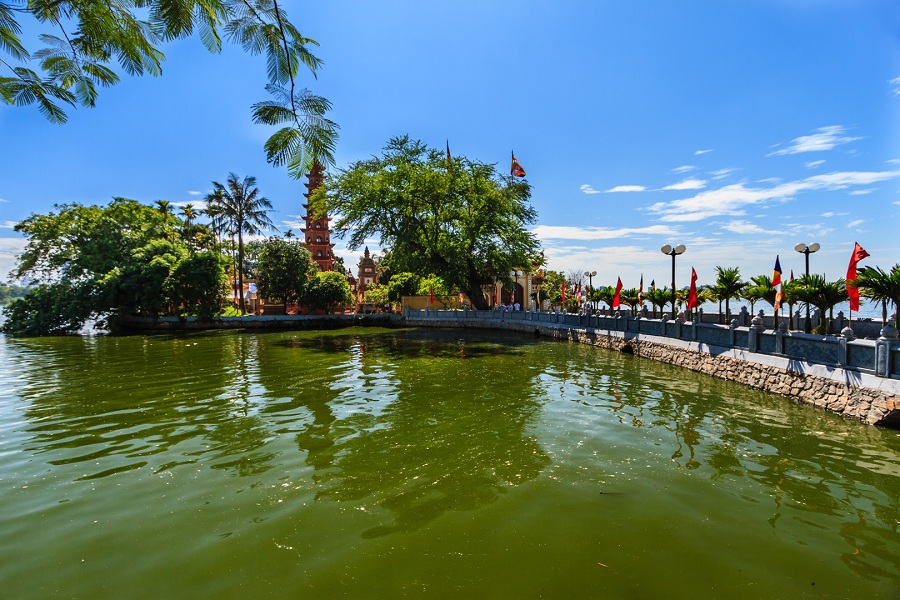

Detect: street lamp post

[584,270,596,309]
[794,242,820,333]
[510,270,523,309]
[661,244,686,319]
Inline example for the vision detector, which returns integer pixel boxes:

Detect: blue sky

[2,0,899,313]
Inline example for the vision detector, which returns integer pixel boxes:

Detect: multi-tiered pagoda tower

[301,163,335,272]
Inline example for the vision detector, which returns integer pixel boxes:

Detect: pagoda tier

[302,162,335,272]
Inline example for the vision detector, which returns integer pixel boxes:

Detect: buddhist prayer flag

[772,255,783,312]
[687,268,699,310]
[612,277,623,309]
[446,140,451,163]
[575,285,582,305]
[510,151,526,177]
[650,279,656,291]
[638,274,644,306]
[846,242,870,313]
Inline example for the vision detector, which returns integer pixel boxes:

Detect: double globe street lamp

[584,270,596,309]
[510,270,523,308]
[794,242,820,333]
[661,244,686,319]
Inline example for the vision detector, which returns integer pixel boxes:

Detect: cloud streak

[647,170,900,222]
[533,224,679,240]
[605,185,646,193]
[768,125,861,156]
[580,184,602,194]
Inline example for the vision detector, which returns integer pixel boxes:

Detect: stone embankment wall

[121,313,402,331]
[406,317,900,429]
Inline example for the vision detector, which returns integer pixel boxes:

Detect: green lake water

[1,327,898,599]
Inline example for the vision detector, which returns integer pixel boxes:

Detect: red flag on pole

[612,277,623,308]
[846,242,870,312]
[561,279,566,304]
[687,268,699,310]
[430,287,435,304]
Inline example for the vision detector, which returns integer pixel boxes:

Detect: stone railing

[405,307,900,380]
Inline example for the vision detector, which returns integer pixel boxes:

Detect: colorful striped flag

[650,279,656,291]
[846,242,870,313]
[510,151,526,177]
[772,256,783,312]
[638,274,644,306]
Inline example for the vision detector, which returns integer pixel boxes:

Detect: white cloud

[891,77,900,95]
[660,179,707,191]
[646,170,900,222]
[720,220,777,235]
[695,149,713,155]
[805,160,825,169]
[848,219,864,228]
[188,190,203,196]
[0,236,27,280]
[532,224,679,240]
[1,221,17,229]
[580,184,602,194]
[671,165,696,174]
[768,125,861,156]
[711,168,736,180]
[820,211,848,217]
[849,189,873,196]
[0,198,8,203]
[605,185,646,193]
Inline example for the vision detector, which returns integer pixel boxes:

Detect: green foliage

[205,173,275,314]
[255,236,315,306]
[713,266,747,322]
[1,198,228,335]
[302,270,353,313]
[1,0,337,172]
[385,272,421,303]
[416,274,450,297]
[644,288,669,317]
[362,283,389,306]
[793,274,848,334]
[316,136,541,309]
[0,283,29,305]
[852,264,900,327]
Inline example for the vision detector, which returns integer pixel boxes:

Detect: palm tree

[155,199,173,226]
[205,173,276,314]
[793,274,848,334]
[621,287,640,316]
[180,203,198,240]
[851,264,900,328]
[714,266,747,324]
[645,288,669,318]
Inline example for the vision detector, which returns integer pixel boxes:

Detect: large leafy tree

[205,173,274,314]
[1,198,227,334]
[314,136,542,310]
[1,0,337,173]
[302,270,353,314]
[255,236,315,309]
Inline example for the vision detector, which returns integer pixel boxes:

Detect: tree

[180,203,199,240]
[1,198,225,334]
[851,264,900,328]
[714,266,747,323]
[743,275,777,314]
[302,270,353,314]
[362,283,389,306]
[315,136,542,310]
[793,274,848,334]
[645,288,669,318]
[205,173,275,314]
[255,237,315,309]
[386,272,420,304]
[0,0,337,174]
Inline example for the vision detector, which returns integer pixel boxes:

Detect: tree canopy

[1,198,228,335]
[1,0,337,174]
[314,136,542,309]
[255,236,315,308]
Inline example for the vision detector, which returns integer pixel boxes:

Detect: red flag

[772,256,783,312]
[687,268,699,310]
[846,242,870,312]
[510,151,526,177]
[612,277,623,308]
[430,287,435,304]
[561,279,566,304]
